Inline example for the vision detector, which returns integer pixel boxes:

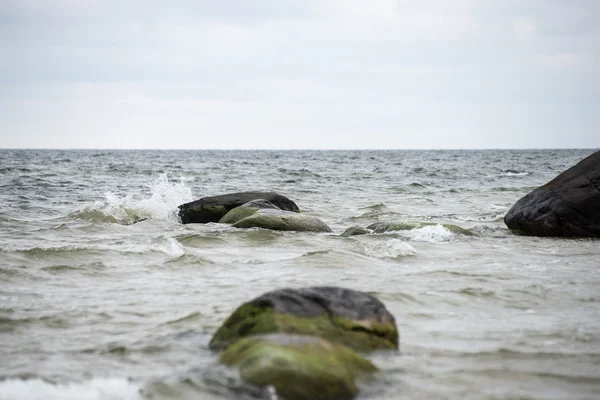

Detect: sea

[0,149,599,400]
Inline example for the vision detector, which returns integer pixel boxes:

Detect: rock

[340,226,369,237]
[504,150,600,237]
[230,208,332,233]
[218,199,280,224]
[219,334,377,400]
[209,286,398,351]
[178,192,300,224]
[367,221,473,236]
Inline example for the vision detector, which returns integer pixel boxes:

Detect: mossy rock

[232,209,332,233]
[209,287,398,352]
[218,199,280,224]
[220,334,377,400]
[367,221,473,236]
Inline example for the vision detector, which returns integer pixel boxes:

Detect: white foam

[136,174,193,220]
[0,378,141,400]
[500,171,530,177]
[403,224,455,243]
[153,237,186,257]
[363,239,417,258]
[80,173,193,224]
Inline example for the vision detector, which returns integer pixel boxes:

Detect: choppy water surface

[1,149,599,400]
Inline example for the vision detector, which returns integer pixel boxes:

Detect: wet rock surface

[219,334,377,400]
[178,192,299,224]
[505,150,600,237]
[209,286,398,352]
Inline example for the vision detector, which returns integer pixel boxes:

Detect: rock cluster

[178,192,331,233]
[209,287,398,400]
[178,192,300,224]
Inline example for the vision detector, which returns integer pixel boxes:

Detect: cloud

[0,0,599,149]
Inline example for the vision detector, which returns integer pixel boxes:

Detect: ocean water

[1,149,599,400]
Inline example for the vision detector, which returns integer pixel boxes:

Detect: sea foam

[363,239,417,258]
[0,378,141,400]
[73,174,193,224]
[393,224,460,243]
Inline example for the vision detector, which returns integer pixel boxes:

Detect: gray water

[1,149,599,400]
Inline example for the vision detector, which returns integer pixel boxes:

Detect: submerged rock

[340,226,369,237]
[178,192,299,224]
[230,208,332,233]
[504,150,600,237]
[209,286,398,351]
[219,334,377,400]
[367,221,473,236]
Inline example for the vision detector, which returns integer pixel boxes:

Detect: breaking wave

[363,239,417,258]
[500,169,530,177]
[402,225,456,243]
[71,174,193,225]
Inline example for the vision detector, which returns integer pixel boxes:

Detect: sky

[0,0,599,149]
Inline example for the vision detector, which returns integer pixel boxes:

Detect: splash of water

[403,224,455,243]
[72,174,193,224]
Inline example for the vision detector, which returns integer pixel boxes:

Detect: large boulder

[230,208,332,233]
[219,334,376,400]
[209,287,398,352]
[178,192,299,224]
[504,150,600,237]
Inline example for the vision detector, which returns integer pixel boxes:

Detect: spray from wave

[71,174,193,225]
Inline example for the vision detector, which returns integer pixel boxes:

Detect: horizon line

[1,147,598,151]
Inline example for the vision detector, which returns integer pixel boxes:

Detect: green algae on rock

[367,221,474,236]
[209,287,398,352]
[218,199,280,224]
[219,334,377,400]
[231,208,332,233]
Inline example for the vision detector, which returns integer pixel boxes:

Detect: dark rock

[504,150,600,237]
[178,192,299,224]
[219,334,377,400]
[209,286,398,351]
[340,226,369,237]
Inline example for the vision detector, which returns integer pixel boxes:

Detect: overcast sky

[1,0,599,149]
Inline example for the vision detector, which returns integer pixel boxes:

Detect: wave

[277,167,322,178]
[349,203,407,222]
[0,378,141,400]
[0,315,70,331]
[453,212,507,223]
[405,270,510,280]
[500,169,530,177]
[371,222,470,243]
[401,225,456,243]
[363,239,417,258]
[71,173,192,225]
[2,237,186,258]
